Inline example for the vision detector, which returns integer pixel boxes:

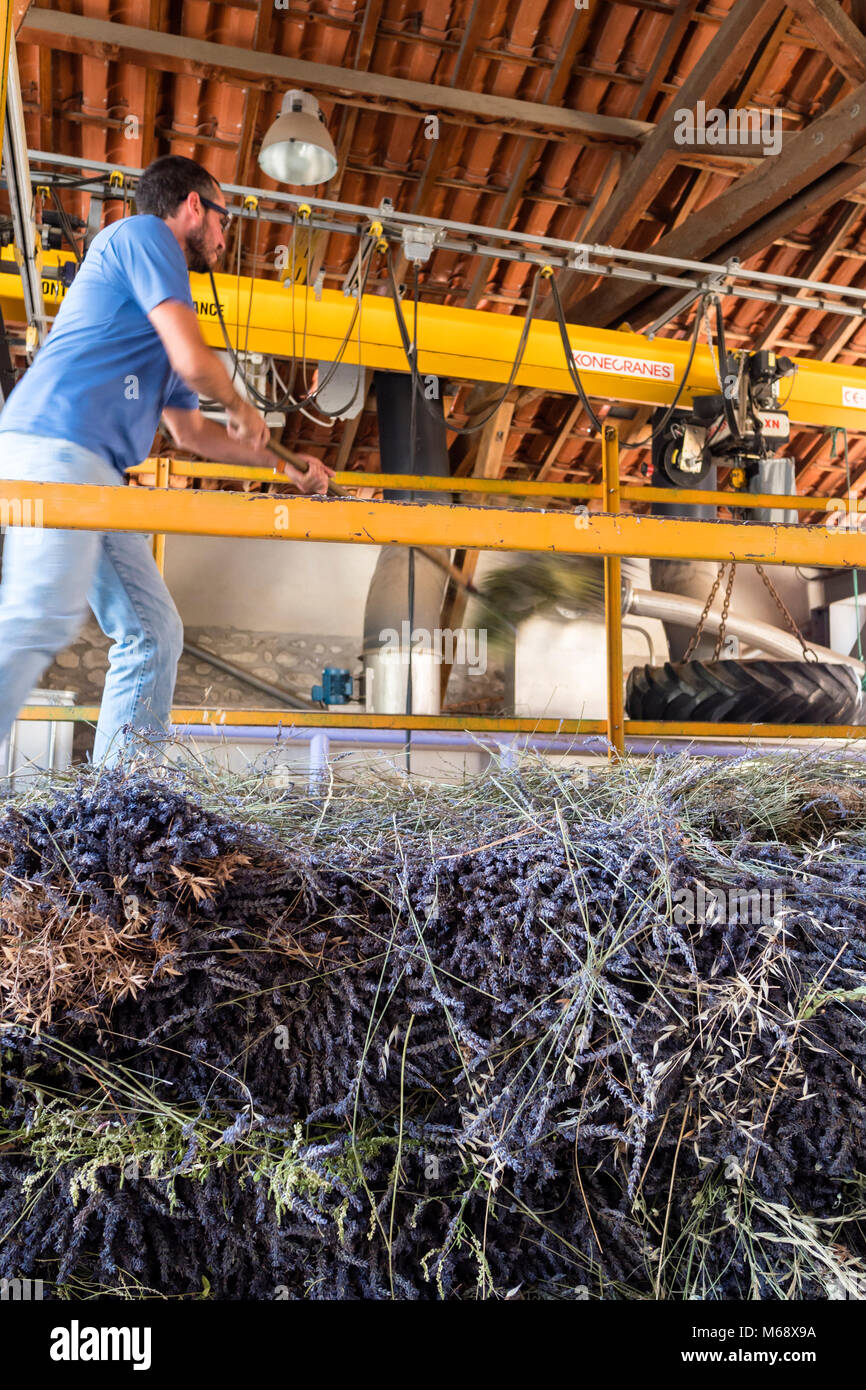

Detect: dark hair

[135,155,219,219]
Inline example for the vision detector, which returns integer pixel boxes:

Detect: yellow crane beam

[5,247,866,430]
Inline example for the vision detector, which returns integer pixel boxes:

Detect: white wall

[166,537,381,634]
[164,535,815,655]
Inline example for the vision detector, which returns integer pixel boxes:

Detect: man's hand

[226,399,270,450]
[276,452,334,495]
[160,409,334,492]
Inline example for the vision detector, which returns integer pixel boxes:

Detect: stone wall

[35,618,504,759]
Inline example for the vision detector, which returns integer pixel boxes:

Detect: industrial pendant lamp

[257,90,338,185]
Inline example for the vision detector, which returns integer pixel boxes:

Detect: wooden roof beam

[574,96,866,333]
[571,0,786,254]
[17,7,650,147]
[784,0,866,85]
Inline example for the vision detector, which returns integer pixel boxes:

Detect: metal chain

[683,563,726,661]
[712,561,737,660]
[754,564,819,662]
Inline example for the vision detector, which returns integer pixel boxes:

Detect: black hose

[206,237,375,417]
[625,294,710,449]
[385,249,543,434]
[715,296,742,444]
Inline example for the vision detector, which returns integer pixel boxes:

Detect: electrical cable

[206,233,374,416]
[296,231,373,422]
[385,247,543,434]
[548,275,604,434]
[48,188,82,264]
[242,205,259,379]
[621,293,710,450]
[715,295,742,444]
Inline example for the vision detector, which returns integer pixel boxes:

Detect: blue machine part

[311,667,353,705]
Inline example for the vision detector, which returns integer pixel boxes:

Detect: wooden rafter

[754,202,863,349]
[17,9,651,147]
[460,4,595,309]
[783,0,866,84]
[574,91,866,332]
[568,0,786,264]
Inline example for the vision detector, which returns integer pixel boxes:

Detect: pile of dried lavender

[1,751,865,1300]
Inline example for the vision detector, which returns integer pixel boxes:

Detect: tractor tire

[626,659,862,725]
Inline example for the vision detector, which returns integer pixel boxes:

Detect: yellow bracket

[540,265,554,278]
[109,171,125,189]
[369,220,383,238]
[297,203,311,221]
[243,195,259,211]
[35,185,50,201]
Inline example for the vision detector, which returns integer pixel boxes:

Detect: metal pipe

[603,425,624,755]
[0,0,11,156]
[3,32,45,341]
[628,586,866,675]
[21,150,866,317]
[152,456,170,573]
[182,640,319,711]
[175,724,866,759]
[16,704,866,740]
[129,460,853,515]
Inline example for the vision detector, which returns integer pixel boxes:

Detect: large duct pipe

[364,372,452,714]
[627,587,866,677]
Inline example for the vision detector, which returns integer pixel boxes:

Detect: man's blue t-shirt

[0,215,199,473]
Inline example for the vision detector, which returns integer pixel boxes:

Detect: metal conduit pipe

[627,587,866,677]
[183,641,319,711]
[363,372,451,714]
[174,725,866,760]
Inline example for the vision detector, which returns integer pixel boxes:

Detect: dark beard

[186,227,210,274]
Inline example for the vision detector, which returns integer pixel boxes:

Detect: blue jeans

[0,432,184,764]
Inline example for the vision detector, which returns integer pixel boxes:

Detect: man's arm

[162,406,334,495]
[148,299,269,449]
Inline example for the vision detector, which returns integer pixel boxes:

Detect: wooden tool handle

[267,439,347,497]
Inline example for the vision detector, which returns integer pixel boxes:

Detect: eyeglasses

[200,195,232,233]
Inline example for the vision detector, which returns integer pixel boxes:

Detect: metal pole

[309,729,330,794]
[127,460,866,515]
[2,24,46,344]
[151,456,170,572]
[0,0,11,155]
[602,424,625,756]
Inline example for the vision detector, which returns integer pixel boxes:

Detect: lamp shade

[257,90,337,185]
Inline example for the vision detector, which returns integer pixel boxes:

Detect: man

[0,155,332,764]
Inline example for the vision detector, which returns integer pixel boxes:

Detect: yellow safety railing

[129,457,851,514]
[4,435,866,750]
